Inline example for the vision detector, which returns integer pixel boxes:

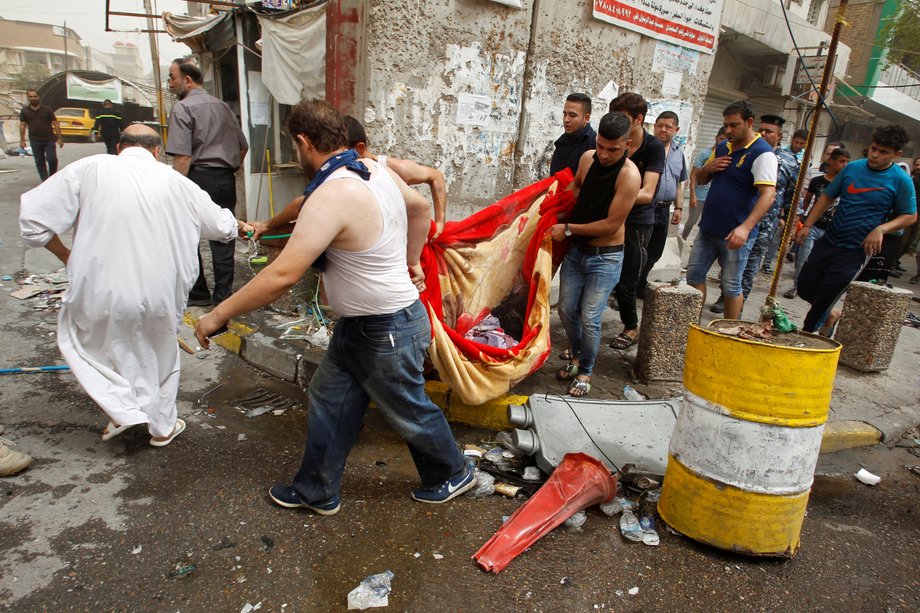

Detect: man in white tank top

[195,100,473,513]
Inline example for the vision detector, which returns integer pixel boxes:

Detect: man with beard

[166,58,249,307]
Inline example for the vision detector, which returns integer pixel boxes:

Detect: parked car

[55,107,97,143]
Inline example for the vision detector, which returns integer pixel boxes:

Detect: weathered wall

[362,0,716,216]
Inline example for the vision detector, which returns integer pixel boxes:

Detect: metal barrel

[658,323,841,557]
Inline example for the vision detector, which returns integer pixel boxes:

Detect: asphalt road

[1,145,918,612]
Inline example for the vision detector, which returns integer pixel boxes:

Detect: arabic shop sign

[593,0,723,54]
[66,73,124,104]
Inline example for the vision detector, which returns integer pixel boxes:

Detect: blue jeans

[793,225,826,287]
[558,247,624,377]
[290,299,465,502]
[31,140,58,181]
[686,231,755,298]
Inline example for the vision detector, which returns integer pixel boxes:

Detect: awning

[163,11,235,53]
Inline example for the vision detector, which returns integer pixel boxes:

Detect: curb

[180,310,890,445]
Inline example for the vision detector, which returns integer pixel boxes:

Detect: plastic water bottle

[623,385,645,401]
[619,509,643,542]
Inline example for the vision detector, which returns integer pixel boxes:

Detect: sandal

[556,362,579,381]
[101,421,135,441]
[150,419,186,447]
[559,349,574,361]
[609,331,638,350]
[568,378,591,397]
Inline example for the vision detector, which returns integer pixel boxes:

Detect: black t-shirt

[19,105,57,142]
[806,174,836,229]
[569,151,628,244]
[624,130,665,225]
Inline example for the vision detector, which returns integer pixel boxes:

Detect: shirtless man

[550,112,641,397]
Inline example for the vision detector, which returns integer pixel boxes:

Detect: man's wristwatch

[564,223,572,237]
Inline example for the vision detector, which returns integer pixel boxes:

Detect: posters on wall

[456,93,492,127]
[592,0,723,55]
[652,40,700,75]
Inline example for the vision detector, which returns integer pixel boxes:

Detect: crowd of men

[4,70,917,489]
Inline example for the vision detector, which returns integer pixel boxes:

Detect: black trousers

[188,167,237,304]
[31,140,58,181]
[613,223,653,330]
[856,233,901,283]
[639,222,669,291]
[798,238,867,332]
[103,134,118,155]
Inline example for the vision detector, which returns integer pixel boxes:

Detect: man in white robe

[19,124,250,445]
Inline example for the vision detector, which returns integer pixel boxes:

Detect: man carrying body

[19,89,63,182]
[795,125,917,333]
[93,99,123,155]
[20,124,251,446]
[740,114,799,299]
[638,111,687,297]
[784,148,850,299]
[195,100,473,512]
[166,58,249,307]
[550,93,596,176]
[551,112,640,396]
[683,127,727,241]
[607,93,664,350]
[685,100,777,320]
[252,115,447,239]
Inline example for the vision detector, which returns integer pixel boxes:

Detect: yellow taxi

[55,107,97,142]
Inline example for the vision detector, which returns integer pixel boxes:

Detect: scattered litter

[623,385,645,401]
[432,553,443,560]
[261,535,274,551]
[463,448,483,458]
[716,320,775,340]
[522,466,542,481]
[196,353,208,360]
[619,509,643,542]
[347,570,394,610]
[635,477,659,490]
[0,275,12,281]
[560,576,573,586]
[10,286,48,300]
[169,563,196,578]
[644,488,662,503]
[615,590,624,597]
[906,465,920,477]
[628,586,639,596]
[131,545,142,555]
[600,497,637,517]
[639,515,660,546]
[494,482,521,498]
[413,552,421,558]
[240,602,262,613]
[904,312,920,328]
[213,539,236,551]
[245,407,274,418]
[237,433,248,442]
[467,470,495,498]
[563,510,587,529]
[272,409,287,416]
[375,460,387,468]
[855,468,881,486]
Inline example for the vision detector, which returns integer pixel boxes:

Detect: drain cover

[234,387,300,411]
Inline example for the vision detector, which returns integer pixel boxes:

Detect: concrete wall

[361,0,716,217]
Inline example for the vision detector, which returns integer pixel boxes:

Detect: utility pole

[62,21,68,74]
[143,0,167,143]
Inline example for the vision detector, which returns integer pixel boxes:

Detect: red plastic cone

[472,452,617,573]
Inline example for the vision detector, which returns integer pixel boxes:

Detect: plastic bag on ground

[347,570,394,610]
[467,469,496,498]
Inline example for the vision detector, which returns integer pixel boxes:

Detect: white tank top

[321,162,419,317]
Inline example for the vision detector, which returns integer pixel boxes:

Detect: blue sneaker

[411,467,476,504]
[268,485,341,515]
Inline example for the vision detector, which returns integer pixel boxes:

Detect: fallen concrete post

[835,281,912,372]
[635,283,703,382]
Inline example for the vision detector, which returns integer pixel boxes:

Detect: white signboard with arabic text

[593,0,723,55]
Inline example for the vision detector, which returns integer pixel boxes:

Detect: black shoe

[709,297,724,314]
[783,288,797,299]
[187,296,212,307]
[268,485,341,515]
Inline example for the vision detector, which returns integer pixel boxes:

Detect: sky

[0,0,193,72]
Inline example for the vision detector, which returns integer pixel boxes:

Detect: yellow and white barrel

[658,323,841,557]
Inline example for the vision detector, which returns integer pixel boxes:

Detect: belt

[578,243,625,255]
[190,165,237,173]
[655,200,675,208]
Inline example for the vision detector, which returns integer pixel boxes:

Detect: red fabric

[418,169,574,395]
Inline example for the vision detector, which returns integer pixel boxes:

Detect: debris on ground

[169,562,196,578]
[131,545,142,555]
[716,320,775,340]
[855,468,881,486]
[213,538,236,551]
[639,515,660,546]
[347,570,394,610]
[628,587,639,596]
[623,385,645,401]
[240,602,262,613]
[562,510,587,529]
[619,509,643,542]
[261,535,274,551]
[467,469,496,498]
[245,407,274,418]
[600,497,637,517]
[904,312,920,328]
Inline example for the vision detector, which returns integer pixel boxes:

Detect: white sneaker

[0,441,32,476]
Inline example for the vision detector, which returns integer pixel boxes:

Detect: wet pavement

[1,145,919,611]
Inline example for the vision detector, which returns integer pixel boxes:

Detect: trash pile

[8,269,68,312]
[271,306,333,349]
[715,320,775,341]
[463,431,545,500]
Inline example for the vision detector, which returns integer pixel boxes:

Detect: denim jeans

[290,299,465,503]
[30,140,58,181]
[558,247,625,377]
[686,231,755,297]
[793,226,826,287]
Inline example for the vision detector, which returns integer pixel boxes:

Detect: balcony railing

[879,62,920,102]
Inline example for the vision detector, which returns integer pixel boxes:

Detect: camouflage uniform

[741,146,800,299]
